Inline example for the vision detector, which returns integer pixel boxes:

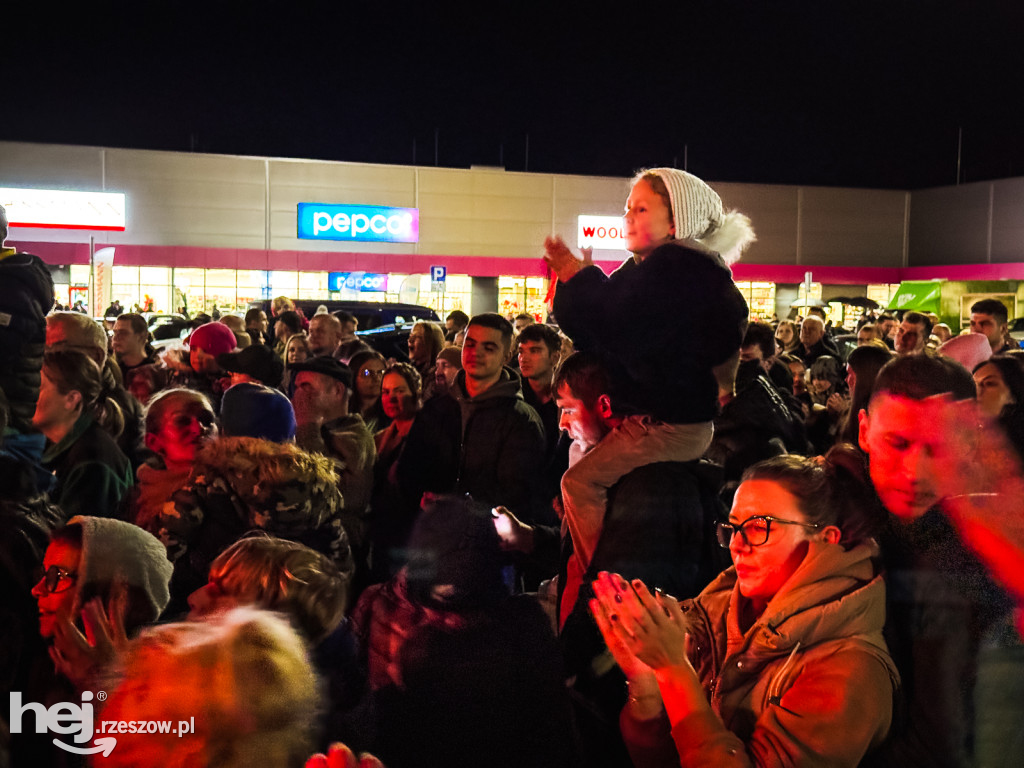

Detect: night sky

[5,1,1024,189]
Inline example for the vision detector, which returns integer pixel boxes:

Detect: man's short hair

[333,310,356,326]
[870,354,976,406]
[878,313,895,324]
[742,321,776,360]
[552,352,612,410]
[903,311,933,338]
[446,310,469,329]
[808,307,827,320]
[276,310,303,336]
[244,308,265,325]
[802,315,824,331]
[517,323,562,356]
[467,313,514,351]
[514,313,534,324]
[971,298,1009,325]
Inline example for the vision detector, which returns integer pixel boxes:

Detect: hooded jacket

[0,249,53,433]
[155,436,354,610]
[622,540,899,768]
[397,367,546,518]
[295,413,375,554]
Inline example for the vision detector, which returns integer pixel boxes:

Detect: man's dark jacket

[397,367,547,520]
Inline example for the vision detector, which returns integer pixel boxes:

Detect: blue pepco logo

[328,272,389,292]
[297,203,419,243]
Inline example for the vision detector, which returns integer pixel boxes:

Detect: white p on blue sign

[297,203,419,243]
[431,266,446,283]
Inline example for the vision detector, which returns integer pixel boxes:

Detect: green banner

[887,280,943,314]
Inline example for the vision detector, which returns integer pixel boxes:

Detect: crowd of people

[2,170,1024,768]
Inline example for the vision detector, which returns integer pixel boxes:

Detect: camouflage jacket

[155,436,354,606]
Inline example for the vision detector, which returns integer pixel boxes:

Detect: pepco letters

[313,211,411,238]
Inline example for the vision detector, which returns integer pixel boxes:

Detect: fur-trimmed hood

[189,436,343,526]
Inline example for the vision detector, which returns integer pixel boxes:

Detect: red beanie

[187,321,237,357]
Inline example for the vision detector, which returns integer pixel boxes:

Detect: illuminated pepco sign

[1,187,126,231]
[578,215,624,250]
[297,203,418,243]
[328,272,388,293]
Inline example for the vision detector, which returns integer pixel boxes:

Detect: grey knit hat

[645,168,724,241]
[67,515,173,631]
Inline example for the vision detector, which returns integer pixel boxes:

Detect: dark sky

[6,1,1024,189]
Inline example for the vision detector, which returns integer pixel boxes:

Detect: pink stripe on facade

[11,239,1024,284]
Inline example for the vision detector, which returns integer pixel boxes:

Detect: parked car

[1009,318,1024,345]
[248,300,440,331]
[146,313,192,351]
[356,323,415,362]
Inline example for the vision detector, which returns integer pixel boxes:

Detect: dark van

[248,300,440,331]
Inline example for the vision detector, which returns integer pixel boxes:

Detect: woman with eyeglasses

[31,516,172,691]
[348,349,390,433]
[590,449,898,768]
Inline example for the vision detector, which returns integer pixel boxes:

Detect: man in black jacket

[397,313,546,522]
[858,355,1023,768]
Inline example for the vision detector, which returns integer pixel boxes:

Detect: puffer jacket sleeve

[668,647,895,768]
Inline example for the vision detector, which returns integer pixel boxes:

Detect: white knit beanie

[645,168,723,241]
[641,168,757,264]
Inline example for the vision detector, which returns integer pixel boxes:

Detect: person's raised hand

[543,236,592,283]
[591,572,690,673]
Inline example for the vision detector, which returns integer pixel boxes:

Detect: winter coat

[41,412,134,520]
[622,540,898,768]
[559,460,728,768]
[0,249,54,433]
[553,241,748,424]
[866,510,1016,768]
[129,461,192,531]
[350,571,578,768]
[396,367,546,519]
[155,436,354,612]
[295,413,376,554]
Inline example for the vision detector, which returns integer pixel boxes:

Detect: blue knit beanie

[220,382,296,443]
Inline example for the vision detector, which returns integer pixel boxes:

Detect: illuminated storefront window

[173,268,206,317]
[734,281,777,320]
[414,274,472,318]
[867,283,900,309]
[298,271,329,300]
[268,271,299,302]
[237,270,270,308]
[110,266,172,313]
[498,276,549,322]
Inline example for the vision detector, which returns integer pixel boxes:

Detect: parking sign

[431,266,446,283]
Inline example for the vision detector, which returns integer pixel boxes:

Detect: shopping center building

[4,140,1024,327]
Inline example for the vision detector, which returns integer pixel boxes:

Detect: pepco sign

[297,203,419,243]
